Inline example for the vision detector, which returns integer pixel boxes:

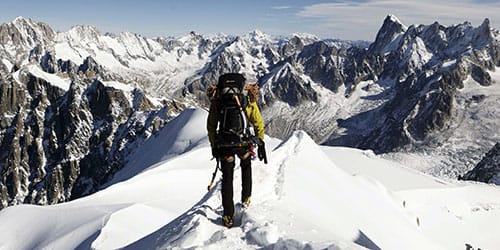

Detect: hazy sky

[1,0,499,41]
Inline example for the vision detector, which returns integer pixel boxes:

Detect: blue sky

[1,0,499,41]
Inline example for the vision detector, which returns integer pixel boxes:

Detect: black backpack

[215,73,254,147]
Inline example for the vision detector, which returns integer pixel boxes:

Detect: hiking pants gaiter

[220,147,252,217]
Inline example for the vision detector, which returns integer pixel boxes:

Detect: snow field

[0,108,499,250]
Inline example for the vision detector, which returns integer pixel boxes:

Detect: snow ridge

[1,108,500,249]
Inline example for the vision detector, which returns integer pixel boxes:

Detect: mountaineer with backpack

[206,73,267,228]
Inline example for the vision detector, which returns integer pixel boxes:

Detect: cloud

[272,6,291,10]
[297,0,500,40]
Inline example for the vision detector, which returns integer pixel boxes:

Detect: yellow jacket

[207,100,265,147]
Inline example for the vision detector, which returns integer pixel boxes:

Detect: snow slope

[53,28,219,96]
[0,108,499,250]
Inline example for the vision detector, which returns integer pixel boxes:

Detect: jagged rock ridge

[1,15,500,208]
[0,19,182,208]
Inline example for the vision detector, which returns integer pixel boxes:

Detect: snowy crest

[369,14,407,54]
[0,17,500,250]
[1,108,500,249]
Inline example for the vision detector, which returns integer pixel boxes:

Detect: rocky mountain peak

[12,16,32,26]
[11,16,48,32]
[176,31,206,46]
[261,62,318,106]
[369,14,408,54]
[245,29,271,43]
[240,29,276,47]
[66,25,101,44]
[248,29,266,38]
[1,15,499,209]
[291,33,319,45]
[463,143,500,185]
[473,18,494,45]
[386,14,406,28]
[0,63,178,208]
[280,35,306,57]
[479,18,491,31]
[0,17,56,57]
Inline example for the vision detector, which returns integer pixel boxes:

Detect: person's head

[244,83,259,103]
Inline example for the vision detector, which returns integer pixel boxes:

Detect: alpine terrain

[0,108,499,249]
[0,15,499,248]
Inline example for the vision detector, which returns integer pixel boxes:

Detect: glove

[257,139,267,164]
[211,146,220,159]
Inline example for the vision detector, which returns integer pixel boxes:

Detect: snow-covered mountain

[1,15,500,209]
[0,68,183,208]
[334,16,500,179]
[1,108,499,249]
[0,17,186,208]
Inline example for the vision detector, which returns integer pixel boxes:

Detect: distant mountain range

[0,15,499,208]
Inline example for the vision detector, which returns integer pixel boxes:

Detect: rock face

[463,143,500,185]
[1,15,500,208]
[327,16,499,148]
[0,68,177,208]
[0,19,181,208]
[180,16,499,162]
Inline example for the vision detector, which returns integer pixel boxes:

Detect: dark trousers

[220,147,252,217]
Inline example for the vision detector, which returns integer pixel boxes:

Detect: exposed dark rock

[0,67,177,209]
[1,14,500,208]
[280,36,305,58]
[324,16,499,156]
[471,64,492,86]
[463,143,500,184]
[368,15,407,55]
[262,62,318,106]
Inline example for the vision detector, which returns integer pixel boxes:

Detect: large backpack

[215,73,255,147]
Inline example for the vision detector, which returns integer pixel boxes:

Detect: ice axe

[207,158,220,191]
